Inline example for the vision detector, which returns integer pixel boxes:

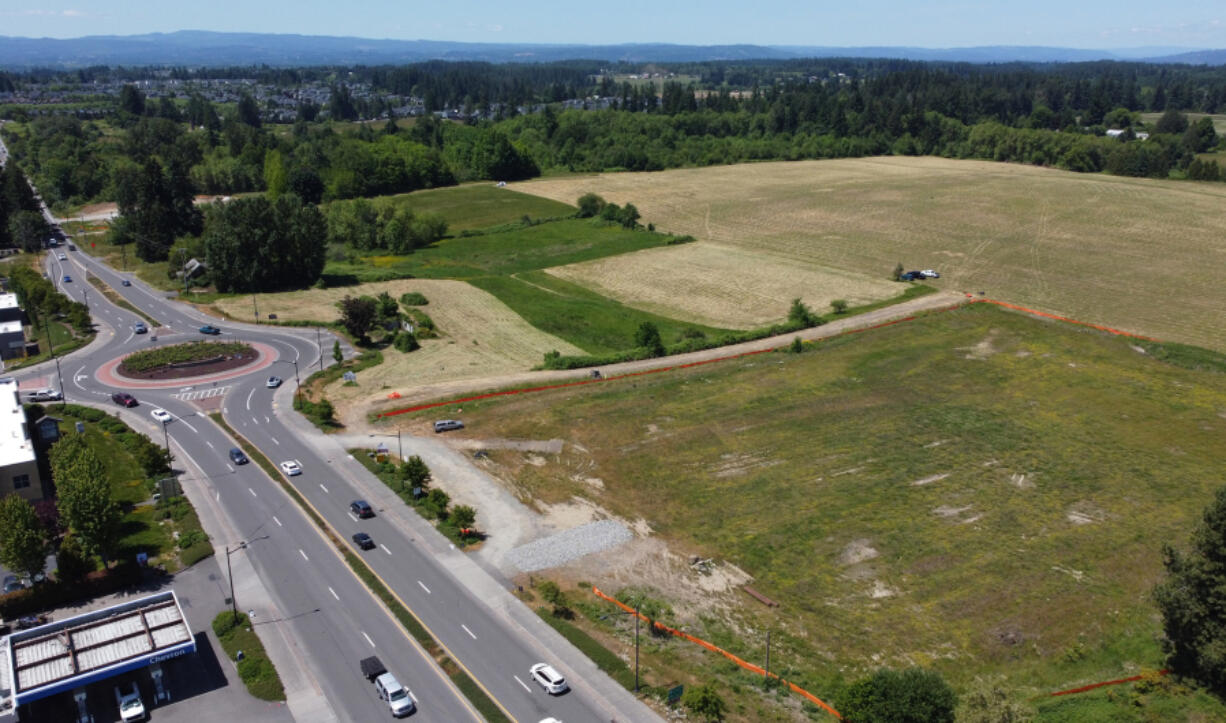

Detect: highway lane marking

[205,440,214,449]
[328,587,339,601]
[251,417,260,425]
[417,580,431,594]
[179,417,199,433]
[248,487,257,497]
[264,415,270,424]
[347,512,357,522]
[513,675,531,692]
[380,544,392,556]
[269,435,280,445]
[319,483,329,494]
[214,491,219,502]
[245,388,254,411]
[225,463,233,472]
[298,549,309,561]
[362,631,375,648]
[461,624,476,640]
[272,516,282,527]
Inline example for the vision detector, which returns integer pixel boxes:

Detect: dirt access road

[349,288,968,427]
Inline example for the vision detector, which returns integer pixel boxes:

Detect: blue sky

[1,0,1224,48]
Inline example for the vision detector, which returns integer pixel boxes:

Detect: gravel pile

[507,520,633,572]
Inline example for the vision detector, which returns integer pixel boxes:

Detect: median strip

[208,413,511,723]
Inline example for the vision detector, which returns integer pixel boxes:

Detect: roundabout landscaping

[96,341,281,389]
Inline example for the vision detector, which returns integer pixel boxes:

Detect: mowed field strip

[213,279,585,410]
[545,241,899,329]
[514,156,1226,351]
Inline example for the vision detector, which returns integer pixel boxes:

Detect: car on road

[529,663,569,695]
[434,419,464,433]
[151,409,172,424]
[229,447,249,465]
[62,275,71,283]
[375,671,415,717]
[266,376,282,389]
[121,279,131,287]
[279,460,302,476]
[352,532,375,550]
[199,325,221,335]
[132,322,147,334]
[111,392,138,408]
[920,269,941,278]
[25,388,62,402]
[56,253,66,261]
[350,500,374,519]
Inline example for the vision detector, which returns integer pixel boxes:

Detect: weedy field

[395,302,1226,719]
[513,156,1226,352]
[372,184,575,232]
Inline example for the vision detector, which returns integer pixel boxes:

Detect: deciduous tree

[337,295,377,342]
[51,435,122,566]
[681,683,727,722]
[0,495,47,579]
[839,668,956,723]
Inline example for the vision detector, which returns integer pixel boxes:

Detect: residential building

[0,377,45,501]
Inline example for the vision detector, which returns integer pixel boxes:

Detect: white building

[0,377,42,501]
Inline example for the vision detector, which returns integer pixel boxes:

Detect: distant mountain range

[0,30,1222,69]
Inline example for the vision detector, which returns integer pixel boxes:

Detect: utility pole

[764,631,771,687]
[634,606,640,693]
[253,296,259,325]
[42,314,55,359]
[316,327,324,372]
[54,357,66,407]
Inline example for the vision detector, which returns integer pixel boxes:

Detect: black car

[111,392,138,408]
[199,325,221,335]
[229,448,249,465]
[352,532,375,550]
[350,500,374,519]
[899,270,924,281]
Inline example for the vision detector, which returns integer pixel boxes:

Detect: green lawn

[469,271,732,355]
[372,184,576,232]
[406,303,1226,719]
[324,218,679,282]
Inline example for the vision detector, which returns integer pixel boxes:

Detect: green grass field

[470,271,732,355]
[397,303,1226,719]
[325,218,682,282]
[371,184,576,232]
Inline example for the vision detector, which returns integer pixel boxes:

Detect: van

[374,672,415,717]
[434,419,464,433]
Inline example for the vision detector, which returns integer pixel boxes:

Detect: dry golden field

[545,241,899,329]
[214,280,585,410]
[515,157,1226,351]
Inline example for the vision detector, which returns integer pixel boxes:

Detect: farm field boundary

[376,297,1149,419]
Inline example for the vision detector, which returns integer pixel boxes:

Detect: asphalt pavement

[7,231,661,721]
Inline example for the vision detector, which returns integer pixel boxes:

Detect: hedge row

[0,563,147,619]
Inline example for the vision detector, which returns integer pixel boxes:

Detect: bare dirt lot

[545,241,899,329]
[514,156,1226,352]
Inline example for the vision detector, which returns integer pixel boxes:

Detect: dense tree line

[0,161,49,251]
[201,194,327,292]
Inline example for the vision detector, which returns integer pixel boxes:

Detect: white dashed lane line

[461,624,476,640]
[514,676,531,692]
[417,581,431,594]
[298,549,309,562]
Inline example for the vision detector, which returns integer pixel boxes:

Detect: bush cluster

[0,563,145,618]
[119,341,251,373]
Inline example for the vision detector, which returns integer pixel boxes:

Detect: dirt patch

[839,539,879,566]
[911,473,950,486]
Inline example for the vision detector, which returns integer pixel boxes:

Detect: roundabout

[94,341,282,390]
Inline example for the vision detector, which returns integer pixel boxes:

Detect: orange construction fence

[592,587,842,719]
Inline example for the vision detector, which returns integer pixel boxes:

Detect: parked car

[352,532,375,550]
[229,447,249,465]
[919,269,941,278]
[114,682,146,722]
[375,671,415,717]
[121,279,132,287]
[2,574,23,594]
[151,409,172,424]
[434,419,464,433]
[199,325,221,335]
[350,500,374,519]
[111,392,138,408]
[529,663,569,694]
[266,376,282,389]
[279,460,302,476]
[133,322,147,334]
[899,270,924,281]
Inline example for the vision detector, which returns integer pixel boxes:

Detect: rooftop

[0,378,33,469]
[0,294,16,310]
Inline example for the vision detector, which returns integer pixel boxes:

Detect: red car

[111,392,138,408]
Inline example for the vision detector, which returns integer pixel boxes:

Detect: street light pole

[42,314,55,359]
[316,327,324,372]
[225,542,246,624]
[160,420,170,457]
[54,357,66,407]
[292,359,300,399]
[396,429,402,461]
[81,288,89,311]
[634,606,640,693]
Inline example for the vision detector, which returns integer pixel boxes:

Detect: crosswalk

[173,385,230,401]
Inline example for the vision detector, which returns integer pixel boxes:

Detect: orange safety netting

[592,586,842,719]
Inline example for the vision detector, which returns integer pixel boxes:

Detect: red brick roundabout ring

[95,341,281,389]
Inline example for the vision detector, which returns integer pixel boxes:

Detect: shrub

[394,332,420,352]
[839,668,956,723]
[399,291,429,306]
[831,299,849,314]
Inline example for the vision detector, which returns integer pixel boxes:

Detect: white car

[279,460,302,476]
[57,253,66,261]
[114,682,146,722]
[266,376,283,389]
[529,663,569,695]
[151,409,173,424]
[919,269,940,278]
